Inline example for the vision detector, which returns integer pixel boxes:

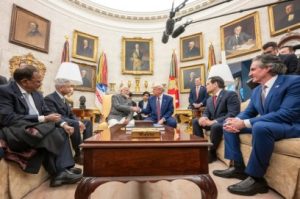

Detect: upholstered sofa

[215,101,300,199]
[0,159,48,199]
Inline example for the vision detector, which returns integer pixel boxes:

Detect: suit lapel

[213,90,224,115]
[264,76,283,113]
[11,82,29,111]
[53,92,69,113]
[160,95,166,114]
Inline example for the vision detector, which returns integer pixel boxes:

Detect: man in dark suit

[0,65,82,187]
[137,91,150,120]
[141,85,177,128]
[192,76,240,162]
[188,77,208,109]
[0,75,8,85]
[44,79,93,164]
[213,54,300,196]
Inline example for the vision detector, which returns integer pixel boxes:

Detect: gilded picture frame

[121,37,153,75]
[180,32,203,62]
[179,64,205,93]
[268,0,300,36]
[72,30,98,62]
[220,12,261,59]
[9,4,51,53]
[73,62,96,92]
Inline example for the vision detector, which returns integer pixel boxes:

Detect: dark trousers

[192,118,223,151]
[43,129,74,175]
[68,119,93,155]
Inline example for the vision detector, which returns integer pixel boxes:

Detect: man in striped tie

[141,84,177,128]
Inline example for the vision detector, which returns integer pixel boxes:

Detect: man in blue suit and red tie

[188,77,208,109]
[141,84,177,128]
[213,54,300,196]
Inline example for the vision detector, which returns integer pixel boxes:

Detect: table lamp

[55,62,83,85]
[207,64,234,86]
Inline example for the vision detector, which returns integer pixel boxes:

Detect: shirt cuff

[60,122,66,127]
[243,119,252,128]
[38,116,45,122]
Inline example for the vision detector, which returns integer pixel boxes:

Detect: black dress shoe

[228,176,269,196]
[68,167,82,174]
[213,166,247,180]
[50,170,82,187]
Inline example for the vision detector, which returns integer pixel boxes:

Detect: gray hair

[55,78,71,87]
[252,54,286,75]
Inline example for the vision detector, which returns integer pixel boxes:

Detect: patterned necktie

[156,97,161,121]
[213,95,217,108]
[23,93,38,115]
[261,85,268,107]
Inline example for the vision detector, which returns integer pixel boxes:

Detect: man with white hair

[107,86,140,127]
[44,79,93,165]
[141,84,177,128]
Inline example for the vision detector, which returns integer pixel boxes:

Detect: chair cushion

[239,134,300,158]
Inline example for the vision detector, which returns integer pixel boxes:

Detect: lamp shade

[207,64,234,85]
[55,62,83,85]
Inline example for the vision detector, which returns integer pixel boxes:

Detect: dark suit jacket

[238,75,300,131]
[184,46,200,58]
[142,94,174,121]
[0,81,52,127]
[138,100,147,109]
[44,92,77,123]
[0,75,8,85]
[189,85,208,106]
[203,90,240,123]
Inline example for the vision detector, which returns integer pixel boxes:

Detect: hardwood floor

[23,161,283,199]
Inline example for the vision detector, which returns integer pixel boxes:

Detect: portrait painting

[122,37,153,75]
[179,64,205,93]
[73,62,96,92]
[72,30,98,62]
[180,32,203,62]
[9,4,51,53]
[220,12,261,59]
[268,0,300,36]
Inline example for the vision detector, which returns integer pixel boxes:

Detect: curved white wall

[0,0,299,108]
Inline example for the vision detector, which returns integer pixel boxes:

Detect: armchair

[97,94,113,131]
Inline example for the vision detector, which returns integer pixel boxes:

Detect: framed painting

[220,12,261,59]
[180,32,203,62]
[73,62,96,92]
[179,64,205,93]
[9,4,51,53]
[72,30,98,62]
[121,37,153,75]
[268,0,300,36]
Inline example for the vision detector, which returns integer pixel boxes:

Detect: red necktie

[213,95,217,108]
[156,97,161,121]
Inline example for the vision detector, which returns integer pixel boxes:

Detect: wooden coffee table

[75,125,217,199]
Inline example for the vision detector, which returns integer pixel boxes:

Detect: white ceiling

[89,0,198,12]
